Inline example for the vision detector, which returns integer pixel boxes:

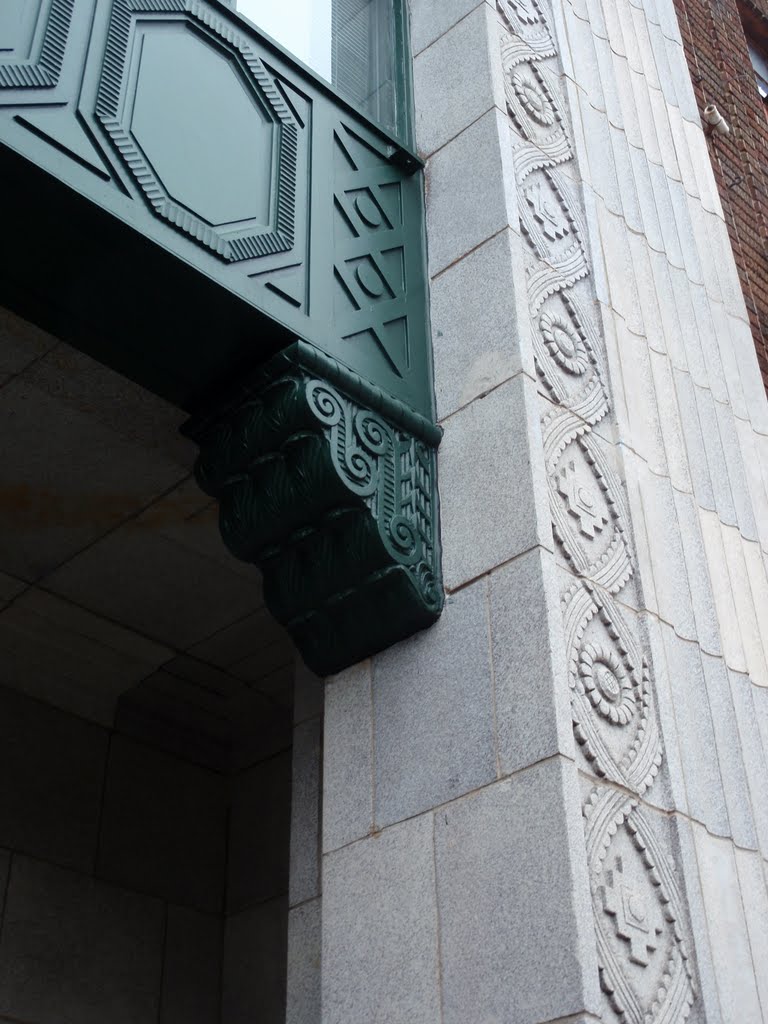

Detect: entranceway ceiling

[0,305,294,770]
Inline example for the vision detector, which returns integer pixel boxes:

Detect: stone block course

[733,845,768,1020]
[322,815,441,1024]
[0,854,165,1024]
[660,629,729,836]
[322,662,373,854]
[425,108,518,277]
[630,142,666,254]
[0,686,108,874]
[490,547,575,775]
[226,751,291,913]
[721,525,768,687]
[407,0,491,57]
[222,897,288,1024]
[286,898,321,1024]
[430,229,533,420]
[729,669,768,858]
[289,718,322,907]
[373,578,496,827]
[97,735,226,913]
[674,369,715,511]
[672,489,721,656]
[693,825,764,1022]
[413,3,503,158]
[698,509,748,674]
[438,373,552,591]
[161,906,221,1024]
[694,386,737,527]
[672,816,724,1024]
[434,759,600,1024]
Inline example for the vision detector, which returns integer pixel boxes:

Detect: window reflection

[236,0,398,134]
[237,0,332,81]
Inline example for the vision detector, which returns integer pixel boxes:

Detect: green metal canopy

[0,0,443,674]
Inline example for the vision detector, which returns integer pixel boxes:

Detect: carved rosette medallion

[540,309,588,375]
[498,0,696,1018]
[580,643,636,725]
[184,342,443,676]
[505,61,571,168]
[564,584,661,793]
[532,292,609,423]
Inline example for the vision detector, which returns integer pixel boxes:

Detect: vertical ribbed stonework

[496,1,697,1020]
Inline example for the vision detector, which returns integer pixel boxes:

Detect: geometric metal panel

[0,0,75,89]
[0,0,444,672]
[0,0,434,418]
[95,0,297,262]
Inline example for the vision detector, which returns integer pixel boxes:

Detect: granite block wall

[319,0,768,1020]
[286,661,323,1024]
[0,684,224,1024]
[0,677,296,1024]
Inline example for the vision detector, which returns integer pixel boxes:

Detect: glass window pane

[235,0,399,134]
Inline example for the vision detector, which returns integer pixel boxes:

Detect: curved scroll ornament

[184,343,443,675]
[498,0,697,1018]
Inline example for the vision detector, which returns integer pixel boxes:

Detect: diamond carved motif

[546,423,632,593]
[602,857,665,967]
[585,792,695,1024]
[557,458,609,538]
[526,178,570,240]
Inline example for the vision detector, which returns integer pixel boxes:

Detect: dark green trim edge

[183,342,443,675]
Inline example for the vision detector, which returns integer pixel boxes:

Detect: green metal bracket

[0,0,443,673]
[184,342,443,675]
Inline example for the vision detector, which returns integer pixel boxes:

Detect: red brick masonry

[674,0,768,393]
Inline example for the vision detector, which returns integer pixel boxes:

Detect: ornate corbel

[183,343,443,675]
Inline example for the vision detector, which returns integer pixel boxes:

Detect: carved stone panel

[497,0,698,1018]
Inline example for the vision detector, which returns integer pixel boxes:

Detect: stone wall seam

[497,1,698,1020]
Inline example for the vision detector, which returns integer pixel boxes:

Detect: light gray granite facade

[313,0,768,1021]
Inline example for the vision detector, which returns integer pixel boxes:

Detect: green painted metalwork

[0,0,443,671]
[0,0,430,415]
[185,342,443,674]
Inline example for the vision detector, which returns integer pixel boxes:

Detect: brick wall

[673,0,768,391]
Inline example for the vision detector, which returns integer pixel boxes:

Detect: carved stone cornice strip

[183,343,443,675]
[497,0,697,1018]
